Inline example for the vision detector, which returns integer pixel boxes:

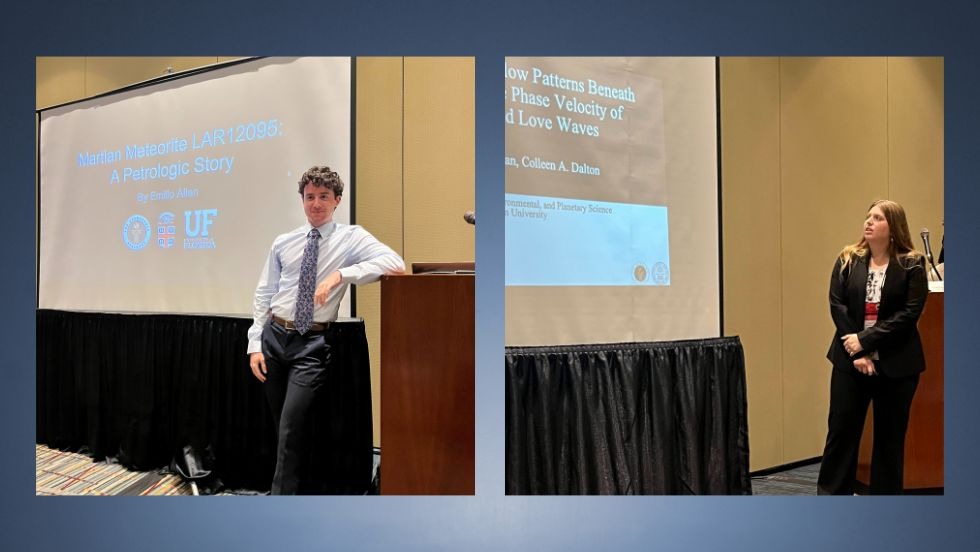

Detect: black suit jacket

[826,253,928,378]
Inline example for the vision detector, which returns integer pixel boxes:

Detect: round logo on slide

[633,263,648,282]
[123,214,151,250]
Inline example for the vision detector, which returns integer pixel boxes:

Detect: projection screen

[505,57,719,346]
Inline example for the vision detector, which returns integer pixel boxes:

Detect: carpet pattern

[750,462,821,495]
[36,445,192,496]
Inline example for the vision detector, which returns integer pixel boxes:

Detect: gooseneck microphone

[920,228,942,281]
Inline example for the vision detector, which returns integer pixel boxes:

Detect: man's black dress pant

[261,319,334,495]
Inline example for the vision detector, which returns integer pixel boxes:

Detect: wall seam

[886,57,891,198]
[777,57,786,466]
[401,57,406,259]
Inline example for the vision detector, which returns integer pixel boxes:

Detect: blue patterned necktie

[293,228,320,334]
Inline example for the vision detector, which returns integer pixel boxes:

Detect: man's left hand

[314,270,343,306]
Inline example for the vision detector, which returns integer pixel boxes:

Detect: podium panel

[380,274,475,494]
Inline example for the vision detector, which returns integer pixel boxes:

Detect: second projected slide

[505,57,668,286]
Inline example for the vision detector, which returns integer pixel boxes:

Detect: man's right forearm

[246,308,271,354]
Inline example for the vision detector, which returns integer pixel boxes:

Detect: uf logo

[185,209,218,237]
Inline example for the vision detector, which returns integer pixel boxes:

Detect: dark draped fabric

[506,336,750,495]
[36,310,373,494]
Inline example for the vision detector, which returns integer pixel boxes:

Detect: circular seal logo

[633,263,648,282]
[652,262,669,285]
[123,214,151,250]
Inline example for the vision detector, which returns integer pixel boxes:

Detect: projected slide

[505,57,718,346]
[505,58,669,286]
[39,57,351,316]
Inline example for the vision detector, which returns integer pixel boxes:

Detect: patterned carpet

[36,445,200,496]
[750,462,821,495]
[37,444,381,496]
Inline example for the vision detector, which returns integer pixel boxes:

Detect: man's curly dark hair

[297,166,344,197]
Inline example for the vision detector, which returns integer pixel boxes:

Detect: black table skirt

[36,309,373,494]
[506,336,750,495]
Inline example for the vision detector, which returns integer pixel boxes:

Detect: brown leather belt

[272,314,329,332]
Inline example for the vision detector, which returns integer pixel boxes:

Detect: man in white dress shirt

[247,166,404,494]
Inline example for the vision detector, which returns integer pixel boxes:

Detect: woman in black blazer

[817,199,928,495]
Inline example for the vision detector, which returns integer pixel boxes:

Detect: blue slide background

[505,193,670,285]
[4,0,980,550]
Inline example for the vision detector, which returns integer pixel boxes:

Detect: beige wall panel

[719,58,784,471]
[355,57,405,447]
[780,57,889,461]
[887,58,945,248]
[402,57,475,266]
[84,57,218,97]
[37,58,87,109]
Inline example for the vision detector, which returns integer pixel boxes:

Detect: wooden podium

[857,291,944,491]
[380,273,474,494]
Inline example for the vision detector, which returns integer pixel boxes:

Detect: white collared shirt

[246,221,404,353]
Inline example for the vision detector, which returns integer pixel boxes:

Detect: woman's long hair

[839,199,923,273]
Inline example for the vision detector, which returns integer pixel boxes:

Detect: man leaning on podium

[246,165,404,495]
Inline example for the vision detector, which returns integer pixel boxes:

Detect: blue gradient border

[4,0,979,550]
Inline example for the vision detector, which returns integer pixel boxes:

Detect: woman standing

[818,199,928,495]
